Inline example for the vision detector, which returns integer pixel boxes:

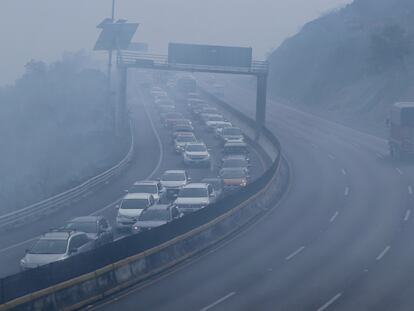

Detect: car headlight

[240,181,247,187]
[20,258,26,266]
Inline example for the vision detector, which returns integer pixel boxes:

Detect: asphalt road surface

[92,75,414,311]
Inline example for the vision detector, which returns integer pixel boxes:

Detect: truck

[388,102,414,159]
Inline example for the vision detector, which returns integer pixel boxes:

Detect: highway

[0,76,265,279]
[90,76,414,311]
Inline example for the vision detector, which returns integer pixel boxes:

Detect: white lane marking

[408,186,413,195]
[344,187,350,196]
[0,238,37,255]
[404,210,411,222]
[330,211,339,223]
[376,245,391,261]
[396,168,403,175]
[199,292,236,311]
[328,154,335,160]
[285,246,305,261]
[341,169,347,176]
[316,293,343,311]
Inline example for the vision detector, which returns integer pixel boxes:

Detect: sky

[0,0,352,85]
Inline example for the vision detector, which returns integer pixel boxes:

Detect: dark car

[63,216,113,247]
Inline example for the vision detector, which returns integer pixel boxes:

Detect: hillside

[268,0,414,135]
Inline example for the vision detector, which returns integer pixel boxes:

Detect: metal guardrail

[0,123,135,231]
[118,51,269,75]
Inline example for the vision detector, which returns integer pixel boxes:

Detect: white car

[116,193,155,231]
[160,170,191,198]
[174,183,216,214]
[126,181,166,203]
[174,133,197,153]
[183,142,211,167]
[217,127,244,143]
[20,230,94,270]
[205,120,232,132]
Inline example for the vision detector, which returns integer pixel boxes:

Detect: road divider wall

[0,87,288,311]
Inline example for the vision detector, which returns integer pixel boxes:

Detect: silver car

[20,230,94,270]
[131,204,182,234]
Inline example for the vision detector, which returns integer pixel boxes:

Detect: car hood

[22,253,67,267]
[117,208,144,218]
[133,220,167,229]
[185,151,209,157]
[175,197,210,205]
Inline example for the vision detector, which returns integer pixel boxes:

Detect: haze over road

[91,76,414,310]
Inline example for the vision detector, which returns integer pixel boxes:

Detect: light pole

[107,0,116,133]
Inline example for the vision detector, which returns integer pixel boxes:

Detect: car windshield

[207,116,223,121]
[186,145,207,152]
[221,170,246,179]
[177,136,196,142]
[139,209,171,221]
[179,188,208,197]
[121,199,148,209]
[223,128,242,136]
[64,221,97,233]
[166,113,182,119]
[130,184,157,194]
[162,172,186,181]
[30,239,68,254]
[223,159,248,167]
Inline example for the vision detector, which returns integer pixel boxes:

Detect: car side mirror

[69,248,78,254]
[187,177,192,182]
[115,205,120,209]
[124,190,129,193]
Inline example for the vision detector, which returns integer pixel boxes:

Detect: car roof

[163,170,186,174]
[124,193,153,200]
[182,183,209,189]
[133,180,158,186]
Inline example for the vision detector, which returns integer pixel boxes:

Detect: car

[172,123,194,135]
[201,177,224,200]
[20,230,94,270]
[187,92,200,101]
[200,113,225,125]
[174,133,197,153]
[191,104,212,117]
[205,120,233,132]
[187,98,205,109]
[63,216,113,247]
[217,126,244,143]
[158,105,176,115]
[127,180,166,203]
[220,156,251,174]
[174,183,216,214]
[172,130,196,139]
[160,170,191,198]
[222,141,249,156]
[153,91,168,103]
[219,168,249,190]
[199,107,219,115]
[160,112,183,126]
[131,204,182,234]
[183,142,211,167]
[116,193,156,231]
[155,98,174,107]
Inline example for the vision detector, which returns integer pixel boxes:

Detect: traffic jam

[19,76,255,270]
